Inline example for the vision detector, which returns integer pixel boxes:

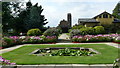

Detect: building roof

[78,18,99,23]
[113,18,120,23]
[93,11,115,19]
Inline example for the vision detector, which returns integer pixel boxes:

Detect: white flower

[19,36,26,39]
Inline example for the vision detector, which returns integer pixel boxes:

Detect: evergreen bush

[27,28,42,36]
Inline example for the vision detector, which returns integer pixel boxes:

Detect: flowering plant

[0,56,16,65]
[45,36,57,43]
[72,34,120,43]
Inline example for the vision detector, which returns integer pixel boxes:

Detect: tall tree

[24,3,48,31]
[2,2,13,33]
[113,1,120,19]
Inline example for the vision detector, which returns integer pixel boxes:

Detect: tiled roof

[93,11,115,19]
[78,18,99,23]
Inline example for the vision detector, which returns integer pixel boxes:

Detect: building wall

[96,14,114,25]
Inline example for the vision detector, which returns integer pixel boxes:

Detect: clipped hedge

[94,26,105,34]
[27,28,42,36]
[80,27,95,35]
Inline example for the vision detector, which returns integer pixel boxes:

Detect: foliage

[114,36,120,43]
[102,24,120,34]
[27,28,42,36]
[43,28,60,36]
[94,26,105,34]
[1,36,58,48]
[39,48,96,56]
[80,27,95,35]
[72,25,85,29]
[2,1,48,34]
[69,29,81,38]
[112,2,120,19]
[2,2,14,33]
[71,34,119,42]
[45,36,57,43]
[0,56,16,65]
[113,58,120,68]
[2,37,14,47]
[24,3,48,31]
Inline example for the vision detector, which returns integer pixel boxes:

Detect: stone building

[58,13,72,33]
[78,11,120,27]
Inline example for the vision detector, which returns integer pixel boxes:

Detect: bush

[43,28,60,36]
[2,37,14,47]
[116,30,120,34]
[72,25,85,29]
[114,36,120,43]
[72,36,86,42]
[94,26,105,34]
[69,29,81,38]
[71,34,119,43]
[45,36,57,43]
[27,28,42,36]
[80,27,95,35]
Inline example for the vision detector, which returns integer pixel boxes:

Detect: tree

[2,2,13,33]
[24,3,48,31]
[2,2,24,34]
[113,2,120,19]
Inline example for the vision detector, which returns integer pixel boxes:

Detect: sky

[24,0,120,27]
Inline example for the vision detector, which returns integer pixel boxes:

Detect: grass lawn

[2,44,119,65]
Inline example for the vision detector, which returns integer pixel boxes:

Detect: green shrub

[114,36,120,42]
[72,25,85,29]
[116,30,120,34]
[2,37,14,47]
[27,28,42,36]
[69,29,81,38]
[80,27,95,35]
[94,26,105,34]
[43,28,60,36]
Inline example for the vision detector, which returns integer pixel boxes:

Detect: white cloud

[22,0,119,27]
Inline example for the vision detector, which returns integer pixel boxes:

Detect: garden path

[0,64,113,68]
[58,33,71,43]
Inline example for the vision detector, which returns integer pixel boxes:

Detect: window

[103,14,108,18]
[99,15,102,18]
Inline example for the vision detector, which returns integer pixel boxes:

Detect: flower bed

[0,56,16,65]
[72,34,120,43]
[1,36,58,49]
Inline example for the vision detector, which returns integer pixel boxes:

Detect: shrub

[94,26,105,34]
[72,36,86,42]
[71,34,119,43]
[69,29,81,38]
[0,56,16,65]
[114,36,120,43]
[80,27,95,35]
[72,25,85,29]
[45,36,57,43]
[2,37,14,47]
[27,28,42,36]
[43,28,60,36]
[116,30,120,34]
